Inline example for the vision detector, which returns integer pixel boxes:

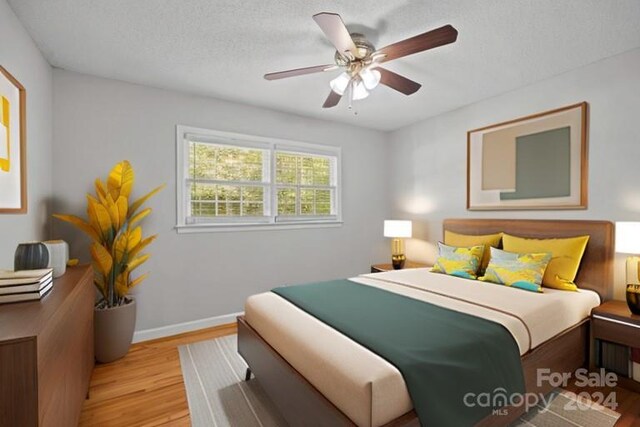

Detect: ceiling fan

[264,12,458,109]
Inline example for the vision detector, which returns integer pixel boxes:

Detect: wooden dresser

[0,266,94,426]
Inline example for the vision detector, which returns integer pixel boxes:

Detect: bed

[237,219,614,426]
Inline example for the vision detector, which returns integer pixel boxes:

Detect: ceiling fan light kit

[264,12,458,111]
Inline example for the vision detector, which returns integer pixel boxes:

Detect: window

[177,126,341,231]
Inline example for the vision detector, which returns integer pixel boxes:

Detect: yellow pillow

[502,234,590,291]
[444,230,503,273]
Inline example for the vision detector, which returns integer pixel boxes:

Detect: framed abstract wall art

[0,66,26,213]
[467,102,587,210]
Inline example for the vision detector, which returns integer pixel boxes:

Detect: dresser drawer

[592,315,640,348]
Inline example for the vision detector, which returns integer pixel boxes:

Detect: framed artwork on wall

[467,102,587,211]
[0,65,26,213]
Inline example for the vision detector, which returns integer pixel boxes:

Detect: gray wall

[0,0,52,267]
[52,69,390,331]
[389,48,640,300]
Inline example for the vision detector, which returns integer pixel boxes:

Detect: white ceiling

[8,0,640,131]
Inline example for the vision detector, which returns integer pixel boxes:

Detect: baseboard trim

[132,311,243,343]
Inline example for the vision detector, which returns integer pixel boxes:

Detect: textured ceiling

[8,0,640,131]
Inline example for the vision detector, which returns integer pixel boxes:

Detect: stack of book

[0,268,54,304]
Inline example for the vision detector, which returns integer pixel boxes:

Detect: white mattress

[244,269,600,427]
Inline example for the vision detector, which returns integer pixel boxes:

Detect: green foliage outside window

[188,142,333,218]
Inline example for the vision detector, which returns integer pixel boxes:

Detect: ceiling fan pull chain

[347,80,354,110]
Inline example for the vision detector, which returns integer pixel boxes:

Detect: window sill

[175,221,344,234]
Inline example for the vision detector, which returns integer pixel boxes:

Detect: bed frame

[238,219,614,426]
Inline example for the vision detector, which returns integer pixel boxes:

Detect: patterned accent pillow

[479,247,552,293]
[431,242,484,279]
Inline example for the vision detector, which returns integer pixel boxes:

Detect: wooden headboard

[443,219,614,301]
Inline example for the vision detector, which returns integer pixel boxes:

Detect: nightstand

[370,261,430,273]
[591,300,640,391]
[592,301,640,349]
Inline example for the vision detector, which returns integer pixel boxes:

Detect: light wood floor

[80,322,640,426]
[79,323,237,426]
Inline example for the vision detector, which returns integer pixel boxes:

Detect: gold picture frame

[0,65,27,213]
[467,102,588,211]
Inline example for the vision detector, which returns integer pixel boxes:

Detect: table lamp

[615,221,640,314]
[384,220,412,270]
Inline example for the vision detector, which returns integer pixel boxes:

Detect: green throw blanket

[272,280,525,426]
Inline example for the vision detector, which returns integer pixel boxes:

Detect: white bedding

[244,269,601,427]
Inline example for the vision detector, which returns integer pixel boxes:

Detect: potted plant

[54,161,164,363]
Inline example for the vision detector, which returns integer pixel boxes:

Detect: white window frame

[176,125,342,233]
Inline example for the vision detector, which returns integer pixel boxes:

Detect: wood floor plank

[79,323,237,426]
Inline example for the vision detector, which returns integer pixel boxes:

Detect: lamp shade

[352,80,369,100]
[384,220,412,238]
[616,222,640,254]
[360,68,381,90]
[329,72,351,96]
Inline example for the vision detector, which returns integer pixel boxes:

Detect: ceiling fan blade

[264,64,336,80]
[378,67,421,95]
[376,24,458,63]
[322,91,342,108]
[313,12,357,56]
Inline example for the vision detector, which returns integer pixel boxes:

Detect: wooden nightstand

[592,301,640,349]
[591,300,640,391]
[370,261,430,273]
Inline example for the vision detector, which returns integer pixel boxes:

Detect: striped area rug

[179,335,621,427]
[178,335,287,427]
[512,389,620,427]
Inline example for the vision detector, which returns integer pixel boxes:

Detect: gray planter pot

[94,299,136,363]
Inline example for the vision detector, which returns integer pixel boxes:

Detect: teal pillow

[431,242,484,280]
[479,247,552,293]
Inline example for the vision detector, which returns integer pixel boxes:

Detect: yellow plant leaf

[114,231,128,264]
[94,274,107,300]
[90,242,113,276]
[86,195,102,238]
[105,194,120,231]
[107,160,135,199]
[87,194,96,219]
[87,196,113,238]
[127,226,142,252]
[129,235,157,259]
[95,179,107,199]
[129,273,149,289]
[115,272,129,298]
[52,214,100,242]
[96,188,109,208]
[116,196,128,228]
[128,184,165,217]
[128,207,151,229]
[125,253,150,272]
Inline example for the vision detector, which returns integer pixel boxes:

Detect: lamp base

[391,254,406,270]
[627,284,640,315]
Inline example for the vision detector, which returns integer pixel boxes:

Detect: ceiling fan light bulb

[352,81,369,100]
[360,68,381,90]
[329,72,351,96]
